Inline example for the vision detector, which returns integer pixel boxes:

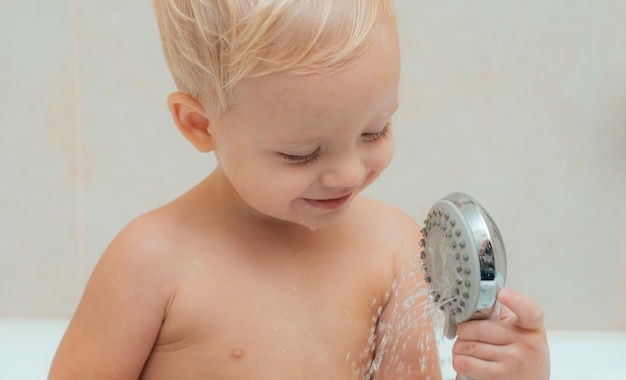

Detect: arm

[373,215,443,380]
[49,217,175,380]
[452,288,550,380]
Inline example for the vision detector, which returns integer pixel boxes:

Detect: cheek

[228,162,311,209]
[358,141,395,191]
[371,140,395,171]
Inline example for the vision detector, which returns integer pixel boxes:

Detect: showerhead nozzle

[420,192,507,340]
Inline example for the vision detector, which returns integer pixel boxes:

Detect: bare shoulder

[112,203,190,261]
[49,205,187,380]
[353,195,419,227]
[94,205,185,289]
[351,195,422,256]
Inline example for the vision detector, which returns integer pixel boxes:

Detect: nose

[319,149,365,188]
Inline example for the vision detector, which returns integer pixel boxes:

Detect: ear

[167,92,214,152]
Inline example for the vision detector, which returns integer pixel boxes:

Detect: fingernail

[498,288,508,299]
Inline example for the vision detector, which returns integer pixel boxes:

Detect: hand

[452,288,550,380]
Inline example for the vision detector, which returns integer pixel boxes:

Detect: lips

[304,193,352,210]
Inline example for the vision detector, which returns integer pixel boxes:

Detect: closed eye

[362,122,391,142]
[279,122,391,165]
[279,148,321,165]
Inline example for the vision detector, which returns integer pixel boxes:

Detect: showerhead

[420,192,507,340]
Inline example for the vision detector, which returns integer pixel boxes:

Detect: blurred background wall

[1,1,625,329]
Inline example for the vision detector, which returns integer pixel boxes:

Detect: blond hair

[153,0,396,115]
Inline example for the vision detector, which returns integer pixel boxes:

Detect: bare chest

[140,247,391,380]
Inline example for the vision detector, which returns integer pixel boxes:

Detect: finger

[453,338,508,361]
[497,288,544,330]
[498,303,515,320]
[452,352,506,380]
[456,319,522,345]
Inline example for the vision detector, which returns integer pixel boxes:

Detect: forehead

[224,20,400,130]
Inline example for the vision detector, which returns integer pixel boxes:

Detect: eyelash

[281,122,391,166]
[280,149,321,166]
[362,122,391,142]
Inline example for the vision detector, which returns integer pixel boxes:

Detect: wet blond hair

[153,0,396,115]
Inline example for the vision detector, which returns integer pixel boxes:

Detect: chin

[290,208,352,232]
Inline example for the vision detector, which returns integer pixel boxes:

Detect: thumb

[497,288,544,330]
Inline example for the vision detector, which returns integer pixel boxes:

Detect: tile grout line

[72,0,88,289]
[621,202,626,330]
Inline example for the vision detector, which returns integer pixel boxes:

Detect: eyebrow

[272,100,400,146]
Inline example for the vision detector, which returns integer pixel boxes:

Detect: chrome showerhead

[420,192,507,380]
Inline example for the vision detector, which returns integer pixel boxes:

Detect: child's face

[211,21,400,230]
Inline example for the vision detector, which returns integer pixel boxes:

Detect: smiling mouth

[304,193,352,210]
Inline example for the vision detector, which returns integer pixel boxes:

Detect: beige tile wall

[1,1,625,329]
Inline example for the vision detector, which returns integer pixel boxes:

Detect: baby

[50,1,549,379]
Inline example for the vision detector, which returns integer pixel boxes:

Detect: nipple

[230,347,246,359]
